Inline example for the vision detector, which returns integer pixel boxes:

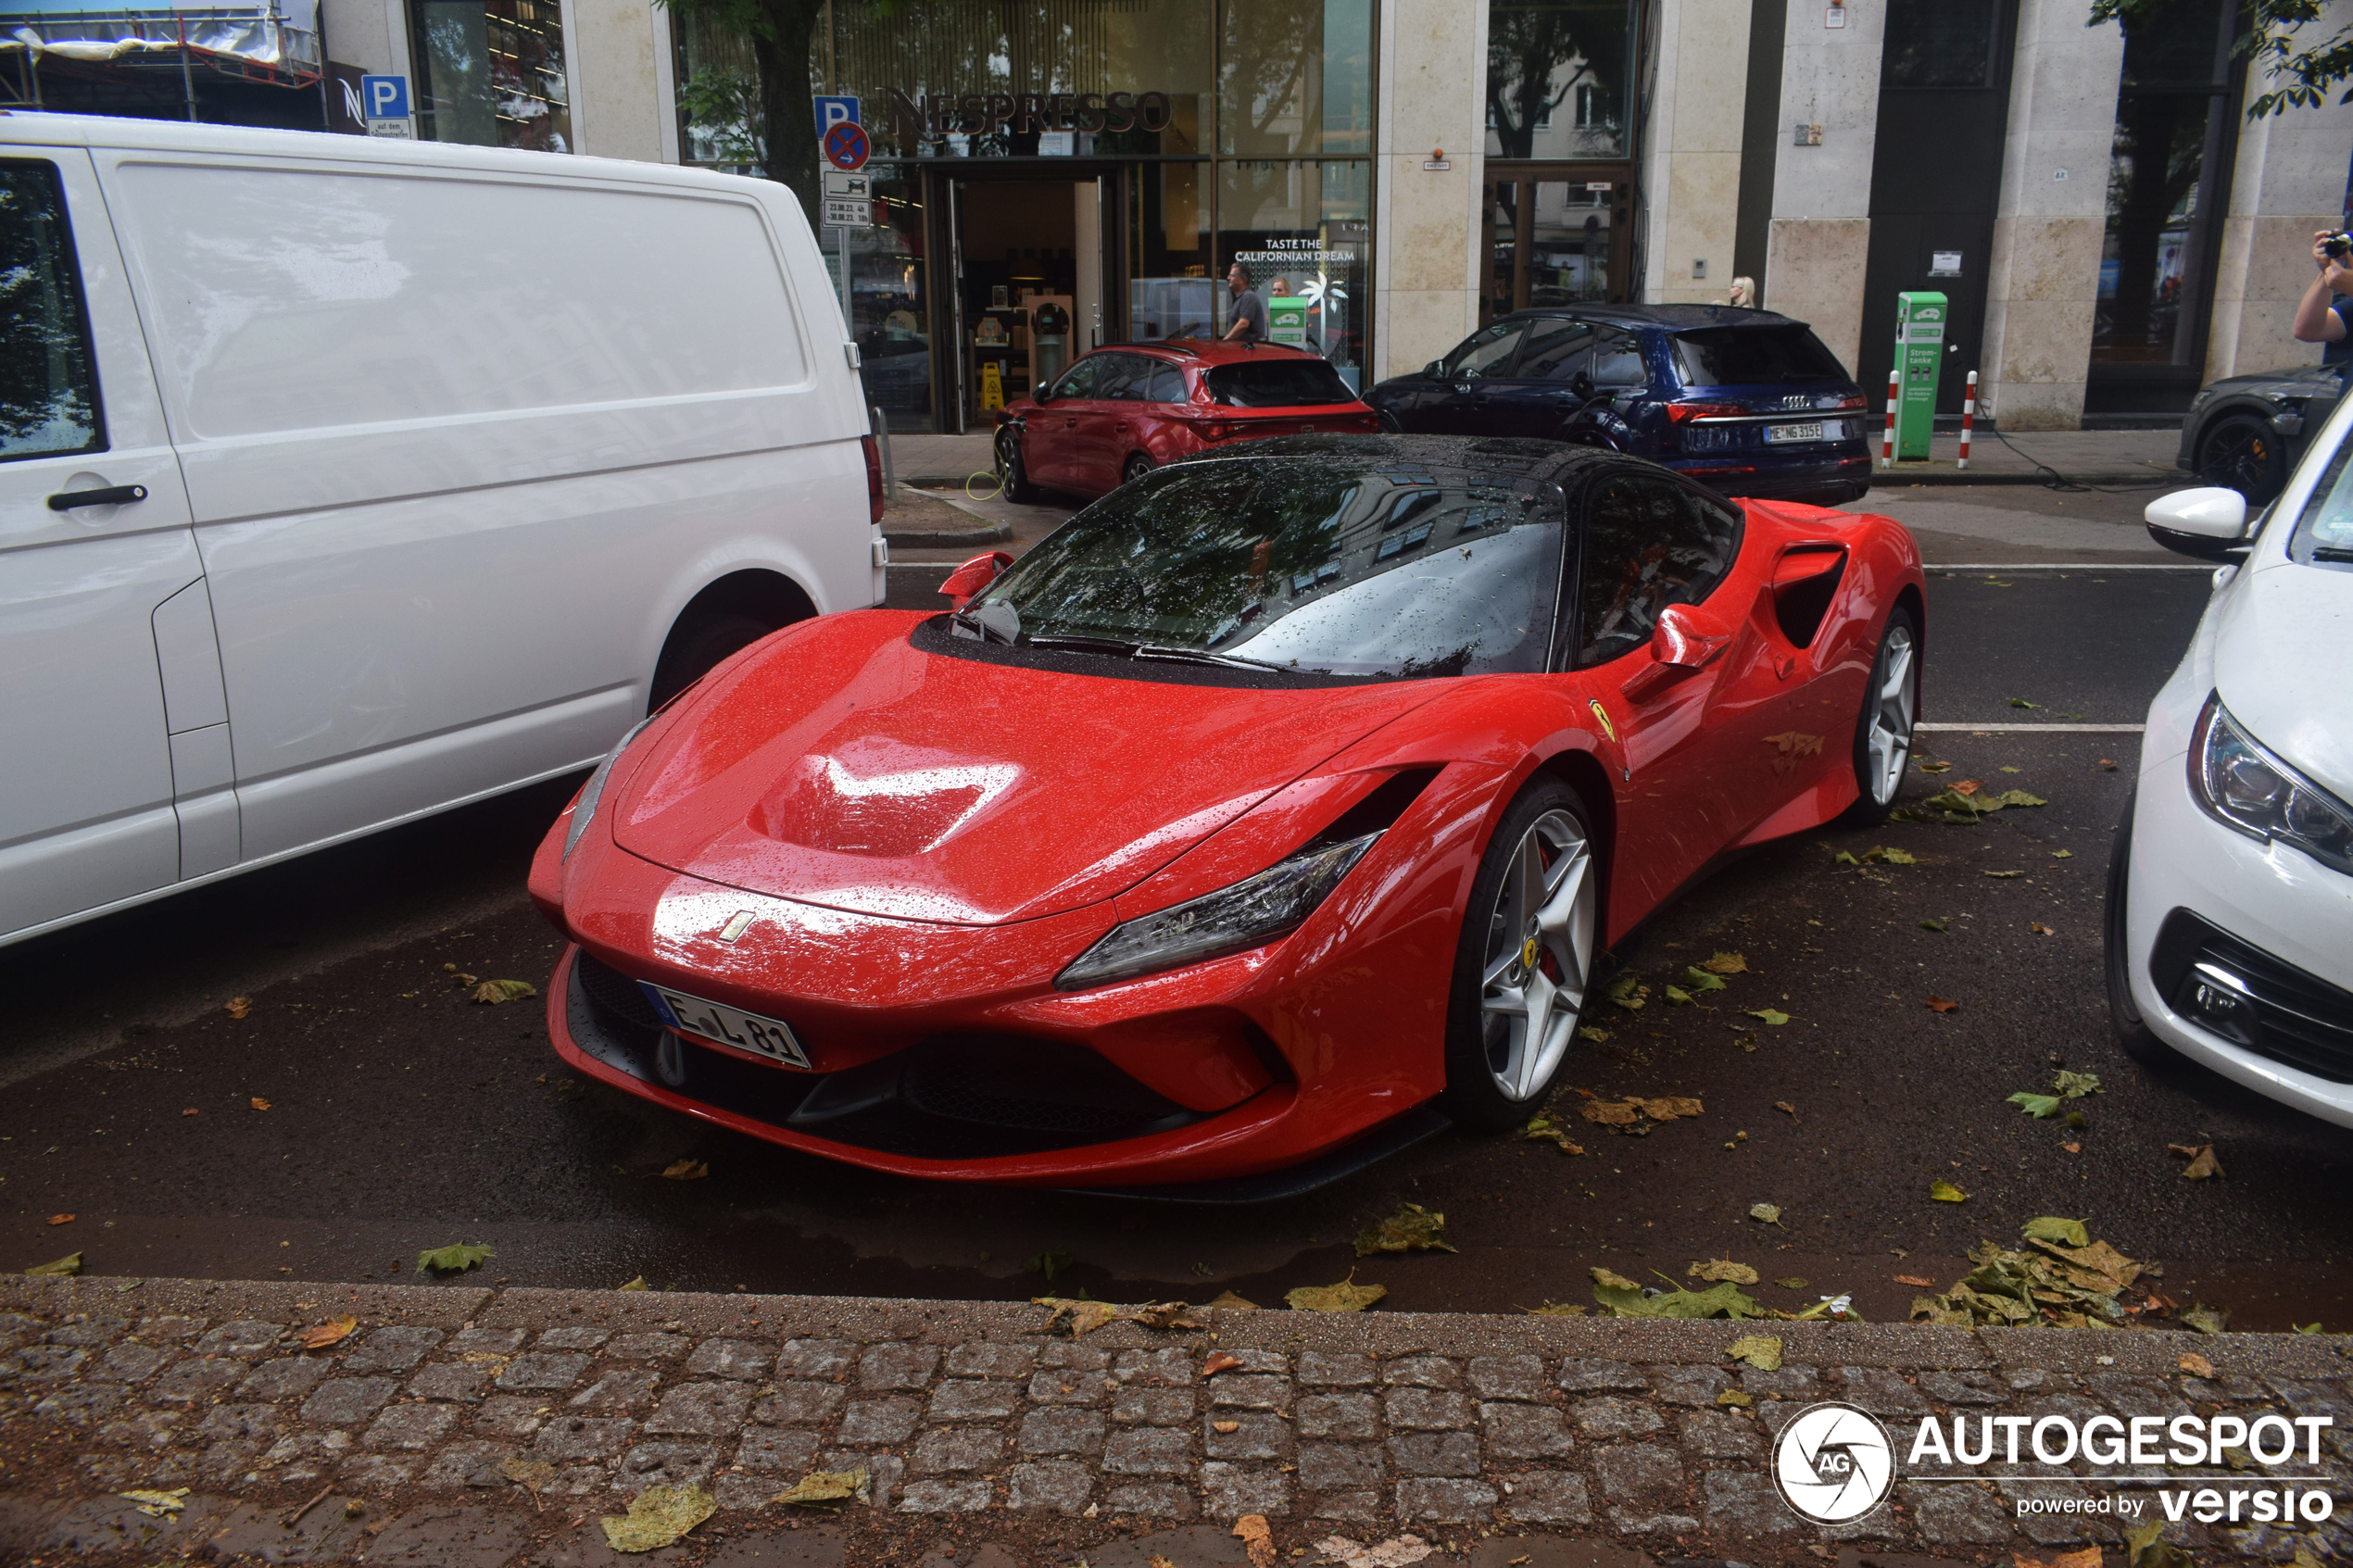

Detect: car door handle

[47,484,147,511]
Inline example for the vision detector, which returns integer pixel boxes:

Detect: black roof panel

[1500,303,1810,332]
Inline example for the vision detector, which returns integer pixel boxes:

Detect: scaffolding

[2,0,321,118]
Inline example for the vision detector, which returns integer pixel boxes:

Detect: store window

[411,0,571,151]
[1216,159,1370,388]
[1131,163,1214,341]
[846,168,931,424]
[1219,0,1372,156]
[673,8,763,171]
[1485,0,1631,160]
[2089,0,2237,408]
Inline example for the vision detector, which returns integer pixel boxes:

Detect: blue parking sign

[813,95,859,133]
[360,74,409,120]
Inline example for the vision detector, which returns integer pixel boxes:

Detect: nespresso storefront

[748,0,1375,433]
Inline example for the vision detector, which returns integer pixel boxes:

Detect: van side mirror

[1619,603,1733,703]
[2145,487,2249,560]
[940,550,1014,609]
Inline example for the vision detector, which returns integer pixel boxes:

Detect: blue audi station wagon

[1365,305,1873,507]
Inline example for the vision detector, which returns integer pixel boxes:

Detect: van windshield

[1673,326,1849,387]
[1206,359,1360,408]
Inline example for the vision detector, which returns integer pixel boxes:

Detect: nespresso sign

[889,90,1176,142]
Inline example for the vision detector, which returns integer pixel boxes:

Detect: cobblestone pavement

[5,1274,2352,1565]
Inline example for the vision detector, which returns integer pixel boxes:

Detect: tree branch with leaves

[2091,0,2353,119]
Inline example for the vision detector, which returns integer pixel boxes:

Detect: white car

[2106,402,2353,1122]
[1,115,884,948]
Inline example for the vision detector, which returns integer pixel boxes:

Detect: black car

[1365,305,1873,507]
[2179,360,2347,504]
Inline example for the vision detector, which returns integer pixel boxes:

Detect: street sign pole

[1893,291,1946,462]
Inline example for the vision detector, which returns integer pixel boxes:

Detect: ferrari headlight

[2190,695,2353,875]
[1055,832,1381,990]
[562,715,656,861]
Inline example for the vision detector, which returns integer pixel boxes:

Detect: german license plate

[1765,421,1827,444]
[639,983,812,1070]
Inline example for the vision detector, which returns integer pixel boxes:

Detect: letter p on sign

[361,75,409,120]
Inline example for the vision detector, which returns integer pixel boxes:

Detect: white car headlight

[1055,832,1381,990]
[2190,695,2353,875]
[562,715,656,861]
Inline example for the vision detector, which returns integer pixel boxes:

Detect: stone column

[1641,0,1753,304]
[1372,0,1490,383]
[1761,0,1883,375]
[2205,10,2353,383]
[567,0,670,161]
[320,0,409,80]
[1977,0,2124,431]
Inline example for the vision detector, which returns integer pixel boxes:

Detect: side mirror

[1619,603,1733,704]
[1425,359,1445,378]
[2145,487,2249,560]
[1034,383,1054,405]
[1570,370,1595,399]
[940,550,1014,609]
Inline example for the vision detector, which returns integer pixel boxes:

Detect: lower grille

[2152,909,2353,1083]
[900,1036,1192,1138]
[575,949,663,1032]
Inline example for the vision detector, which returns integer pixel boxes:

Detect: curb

[1869,469,2178,488]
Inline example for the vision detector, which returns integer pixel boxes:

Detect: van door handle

[48,484,147,511]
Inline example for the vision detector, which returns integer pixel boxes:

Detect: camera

[2326,232,2353,259]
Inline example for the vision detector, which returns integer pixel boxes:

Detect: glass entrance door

[1481,172,1630,326]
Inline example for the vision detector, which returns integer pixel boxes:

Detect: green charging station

[1893,291,1946,461]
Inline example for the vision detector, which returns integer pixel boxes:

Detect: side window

[1575,474,1743,665]
[1146,362,1189,402]
[1051,357,1101,399]
[0,160,104,462]
[1444,320,1527,381]
[1517,319,1593,381]
[1589,328,1646,388]
[1091,354,1142,401]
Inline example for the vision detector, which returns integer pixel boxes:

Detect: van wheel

[1123,453,1153,486]
[648,610,775,713]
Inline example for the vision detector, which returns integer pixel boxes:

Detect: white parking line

[1924,562,2209,571]
[1918,722,2145,733]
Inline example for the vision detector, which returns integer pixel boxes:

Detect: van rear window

[1672,326,1849,387]
[1206,358,1359,408]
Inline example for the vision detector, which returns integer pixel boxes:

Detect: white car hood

[2211,560,2353,800]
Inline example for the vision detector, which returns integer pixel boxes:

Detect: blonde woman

[1728,276,1756,308]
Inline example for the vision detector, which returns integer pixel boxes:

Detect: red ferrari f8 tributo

[530,435,1924,1197]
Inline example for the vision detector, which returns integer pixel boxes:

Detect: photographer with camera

[2293,229,2353,361]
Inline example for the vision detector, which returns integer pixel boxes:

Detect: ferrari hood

[2212,560,2353,801]
[611,614,1440,925]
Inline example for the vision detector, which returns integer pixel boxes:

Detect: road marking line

[1924,562,2209,571]
[1919,722,2145,733]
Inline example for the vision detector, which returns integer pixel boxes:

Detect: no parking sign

[823,120,870,172]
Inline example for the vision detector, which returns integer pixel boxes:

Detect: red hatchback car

[997,339,1379,502]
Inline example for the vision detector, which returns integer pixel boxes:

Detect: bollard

[1881,369,1898,469]
[1957,372,1976,470]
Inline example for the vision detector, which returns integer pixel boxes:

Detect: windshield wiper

[951,608,1014,645]
[1022,633,1144,656]
[2313,546,2353,563]
[1135,644,1291,671]
[1018,633,1291,672]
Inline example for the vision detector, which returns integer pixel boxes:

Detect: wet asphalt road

[9,485,2340,1330]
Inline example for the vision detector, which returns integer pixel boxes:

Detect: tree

[1486,3,1625,160]
[659,0,825,224]
[2091,0,2353,119]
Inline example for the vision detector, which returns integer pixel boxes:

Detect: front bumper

[2125,737,2353,1123]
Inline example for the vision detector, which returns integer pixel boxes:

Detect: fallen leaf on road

[120,1488,189,1517]
[1680,967,1727,994]
[1726,1333,1782,1370]
[2181,1305,2229,1335]
[1748,1203,1783,1226]
[1995,789,2047,807]
[1206,1290,1259,1310]
[1919,761,1951,773]
[2296,1321,2324,1334]
[1919,917,1949,932]
[46,1214,73,1226]
[1355,1202,1456,1256]
[1953,779,1982,796]
[1605,972,1650,1010]
[1773,1102,1797,1118]
[1983,870,2022,878]
[1664,984,1694,1005]
[471,979,537,1005]
[2019,1549,2103,1568]
[1689,1260,1758,1285]
[1202,1350,1245,1376]
[2053,1071,2101,1097]
[499,1456,555,1497]
[1594,1274,1763,1320]
[25,1252,82,1275]
[1523,1300,1586,1316]
[1745,1008,1789,1025]
[1233,1515,1276,1568]
[1833,850,1858,866]
[2061,1141,2082,1154]
[1700,951,1748,974]
[2099,759,2118,771]
[660,1159,709,1181]
[1592,1266,1641,1291]
[1577,1025,1611,1043]
[1518,1115,1585,1154]
[1034,1298,1115,1336]
[2010,697,2039,709]
[181,1108,198,1117]
[1580,1100,1639,1125]
[2008,1093,2059,1117]
[2179,1351,2215,1378]
[770,1467,869,1508]
[1718,1388,1755,1406]
[2032,922,2055,935]
[415,1242,493,1275]
[2125,1520,2194,1568]
[2052,849,2073,859]
[2023,1217,2091,1248]
[225,997,252,1019]
[2176,1144,2223,1180]
[1287,1274,1386,1312]
[297,1316,359,1350]
[250,1098,272,1110]
[1893,1274,1936,1288]
[1929,1180,1969,1202]
[1926,997,1959,1013]
[618,1276,649,1290]
[1212,1419,1241,1434]
[2001,766,2022,774]
[1313,1536,1434,1568]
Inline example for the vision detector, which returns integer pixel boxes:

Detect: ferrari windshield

[961,458,1565,679]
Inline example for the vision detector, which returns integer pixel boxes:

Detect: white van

[0,113,884,947]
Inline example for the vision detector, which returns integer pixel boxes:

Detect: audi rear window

[1672,326,1849,387]
[1206,358,1359,408]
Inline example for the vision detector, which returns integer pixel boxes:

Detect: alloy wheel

[1865,623,1917,805]
[1478,808,1596,1100]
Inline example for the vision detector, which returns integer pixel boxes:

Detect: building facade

[10,0,2348,433]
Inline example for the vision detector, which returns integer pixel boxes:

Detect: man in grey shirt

[1224,262,1267,343]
